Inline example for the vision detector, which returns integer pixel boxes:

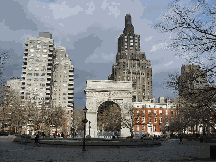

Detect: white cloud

[101,0,109,10]
[85,53,116,63]
[101,53,115,60]
[151,45,156,52]
[85,1,95,15]
[107,4,120,18]
[49,2,84,19]
[145,36,153,41]
[150,42,167,52]
[164,61,173,66]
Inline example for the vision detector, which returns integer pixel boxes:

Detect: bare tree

[72,107,84,137]
[0,86,17,132]
[52,105,65,134]
[155,0,216,135]
[97,103,121,132]
[165,69,216,135]
[121,104,137,137]
[154,0,216,63]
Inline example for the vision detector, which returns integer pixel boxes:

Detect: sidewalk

[180,140,216,161]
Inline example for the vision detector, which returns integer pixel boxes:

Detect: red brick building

[132,98,176,137]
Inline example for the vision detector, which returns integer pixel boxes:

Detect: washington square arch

[84,80,133,138]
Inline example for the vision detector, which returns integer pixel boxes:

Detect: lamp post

[82,107,88,151]
[89,121,91,136]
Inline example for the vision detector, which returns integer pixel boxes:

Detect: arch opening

[97,101,121,137]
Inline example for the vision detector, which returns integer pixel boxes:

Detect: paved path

[0,137,215,161]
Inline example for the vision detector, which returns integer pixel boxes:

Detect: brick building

[132,97,176,137]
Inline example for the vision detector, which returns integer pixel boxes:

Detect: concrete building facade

[18,32,74,135]
[21,32,55,106]
[21,32,74,108]
[108,14,153,102]
[52,46,74,108]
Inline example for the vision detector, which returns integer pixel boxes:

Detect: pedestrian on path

[179,135,183,144]
[35,133,40,146]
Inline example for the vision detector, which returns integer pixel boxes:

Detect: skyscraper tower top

[109,14,153,102]
[124,14,134,34]
[39,32,52,39]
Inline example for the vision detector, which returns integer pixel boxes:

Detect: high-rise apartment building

[178,64,207,97]
[52,46,74,108]
[21,32,74,108]
[108,14,153,102]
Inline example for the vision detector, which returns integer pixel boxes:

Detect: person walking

[179,134,183,144]
[35,133,40,146]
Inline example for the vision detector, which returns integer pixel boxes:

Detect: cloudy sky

[1,0,212,107]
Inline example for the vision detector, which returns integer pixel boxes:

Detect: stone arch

[85,80,132,138]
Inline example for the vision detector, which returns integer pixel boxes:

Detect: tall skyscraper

[21,32,74,108]
[178,64,207,97]
[108,14,153,102]
[52,46,74,108]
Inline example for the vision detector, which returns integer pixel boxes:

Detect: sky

[0,0,213,107]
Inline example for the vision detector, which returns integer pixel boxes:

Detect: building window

[154,126,157,131]
[142,117,145,123]
[137,125,139,132]
[136,110,139,114]
[160,126,162,131]
[154,110,157,115]
[142,110,145,115]
[160,117,162,123]
[154,117,157,123]
[149,117,151,123]
[142,125,145,131]
[40,83,45,87]
[171,110,174,115]
[40,78,45,81]
[27,73,32,76]
[148,110,151,115]
[34,78,38,81]
[159,110,162,115]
